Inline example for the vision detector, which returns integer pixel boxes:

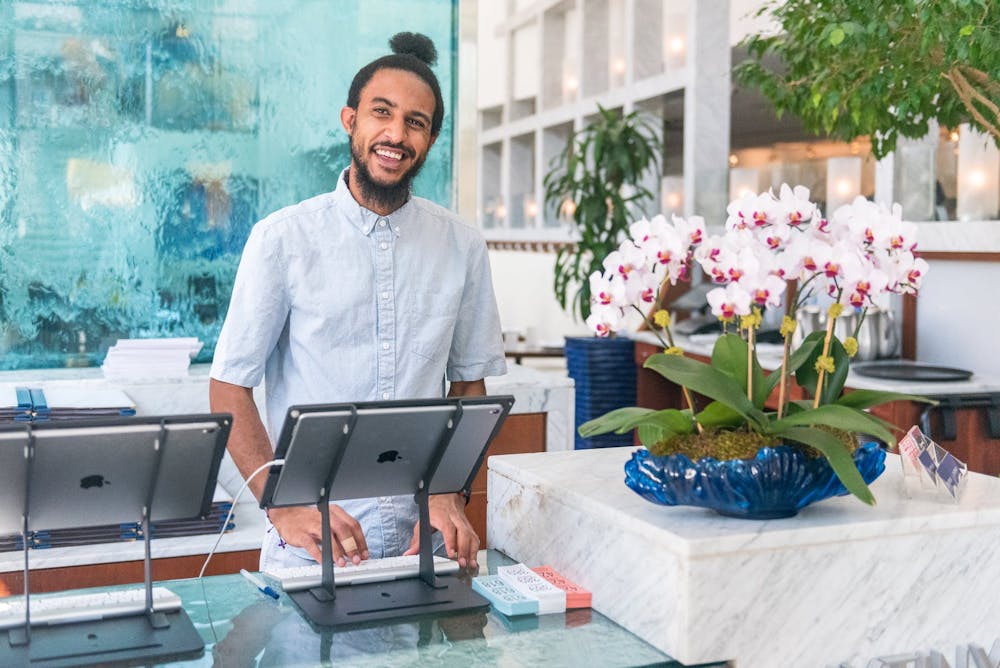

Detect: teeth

[376,148,404,160]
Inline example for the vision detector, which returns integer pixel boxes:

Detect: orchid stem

[747,325,755,403]
[813,314,836,409]
[777,335,790,419]
[853,307,868,339]
[779,279,798,420]
[630,303,702,434]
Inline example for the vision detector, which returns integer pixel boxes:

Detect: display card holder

[260,395,515,628]
[0,413,231,667]
[897,425,969,503]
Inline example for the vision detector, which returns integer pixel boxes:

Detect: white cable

[197,458,284,579]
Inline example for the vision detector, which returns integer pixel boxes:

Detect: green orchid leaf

[794,334,850,404]
[578,407,655,437]
[770,425,875,505]
[634,409,697,447]
[696,401,747,429]
[627,409,697,435]
[578,407,695,443]
[636,424,665,447]
[836,390,937,410]
[764,331,823,397]
[769,404,896,447]
[711,334,769,409]
[644,353,768,428]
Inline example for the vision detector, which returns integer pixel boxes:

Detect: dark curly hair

[346,32,444,136]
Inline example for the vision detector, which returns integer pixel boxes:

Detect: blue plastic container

[564,336,636,449]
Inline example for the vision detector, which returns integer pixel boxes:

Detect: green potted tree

[543,104,662,448]
[734,0,1000,158]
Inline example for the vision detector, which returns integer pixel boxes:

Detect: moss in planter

[649,426,858,461]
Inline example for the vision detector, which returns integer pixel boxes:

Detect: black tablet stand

[0,414,230,667]
[261,396,514,627]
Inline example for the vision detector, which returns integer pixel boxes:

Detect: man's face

[341,67,437,211]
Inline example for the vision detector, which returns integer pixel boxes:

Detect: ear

[428,132,438,149]
[340,106,356,133]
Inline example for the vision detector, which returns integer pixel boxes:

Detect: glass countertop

[154,550,707,667]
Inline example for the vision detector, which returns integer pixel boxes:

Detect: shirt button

[381,393,389,400]
[381,291,389,300]
[380,242,388,250]
[382,342,390,350]
[379,219,387,228]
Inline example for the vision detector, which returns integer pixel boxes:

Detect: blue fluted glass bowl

[624,442,886,519]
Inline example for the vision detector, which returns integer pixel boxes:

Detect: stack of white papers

[102,338,203,379]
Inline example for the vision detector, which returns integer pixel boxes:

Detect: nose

[382,116,406,144]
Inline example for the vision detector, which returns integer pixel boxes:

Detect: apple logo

[376,450,401,464]
[80,474,107,489]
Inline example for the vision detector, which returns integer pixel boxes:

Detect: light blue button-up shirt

[211,169,507,566]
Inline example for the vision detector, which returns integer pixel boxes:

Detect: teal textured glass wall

[0,1,457,370]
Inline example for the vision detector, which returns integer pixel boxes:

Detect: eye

[373,107,389,116]
[407,117,427,129]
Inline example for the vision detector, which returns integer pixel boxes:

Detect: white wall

[488,249,591,345]
[916,260,1000,375]
[476,0,507,109]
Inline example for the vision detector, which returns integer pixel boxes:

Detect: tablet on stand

[260,395,514,627]
[0,414,230,667]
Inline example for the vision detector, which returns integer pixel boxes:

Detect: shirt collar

[333,168,409,237]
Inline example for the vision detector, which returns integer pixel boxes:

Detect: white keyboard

[264,554,461,592]
[0,586,182,630]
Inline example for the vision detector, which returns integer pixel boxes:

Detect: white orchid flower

[778,183,816,227]
[738,271,787,309]
[707,283,753,320]
[586,304,624,337]
[672,214,705,245]
[589,270,629,309]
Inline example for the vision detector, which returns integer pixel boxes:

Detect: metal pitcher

[792,305,899,360]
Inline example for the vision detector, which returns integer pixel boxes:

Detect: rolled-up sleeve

[210,222,290,388]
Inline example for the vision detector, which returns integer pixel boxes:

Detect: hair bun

[389,32,438,67]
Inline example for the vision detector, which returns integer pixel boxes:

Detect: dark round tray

[852,361,973,382]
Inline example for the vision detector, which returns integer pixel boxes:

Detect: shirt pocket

[409,287,461,362]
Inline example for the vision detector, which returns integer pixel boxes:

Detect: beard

[349,132,428,213]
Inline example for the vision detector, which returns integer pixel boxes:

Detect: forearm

[209,378,275,501]
[447,379,486,397]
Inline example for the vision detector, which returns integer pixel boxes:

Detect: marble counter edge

[487,449,1000,559]
[628,331,1000,394]
[0,499,264,573]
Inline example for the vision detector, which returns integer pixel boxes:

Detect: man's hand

[267,504,369,567]
[403,493,480,570]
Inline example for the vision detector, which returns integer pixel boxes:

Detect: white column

[956,123,1000,222]
[683,0,730,226]
[825,156,862,215]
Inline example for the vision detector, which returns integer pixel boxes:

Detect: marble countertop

[0,362,574,411]
[0,362,576,572]
[486,445,1000,666]
[488,447,1000,558]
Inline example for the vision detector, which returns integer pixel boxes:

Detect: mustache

[372,142,415,159]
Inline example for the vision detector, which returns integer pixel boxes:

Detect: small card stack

[473,563,592,617]
[471,576,538,617]
[531,565,591,609]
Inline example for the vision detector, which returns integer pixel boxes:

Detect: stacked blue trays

[565,337,636,449]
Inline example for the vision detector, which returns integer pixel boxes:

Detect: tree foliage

[735,0,1000,159]
[543,105,661,321]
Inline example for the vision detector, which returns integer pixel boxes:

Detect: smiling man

[209,33,506,575]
